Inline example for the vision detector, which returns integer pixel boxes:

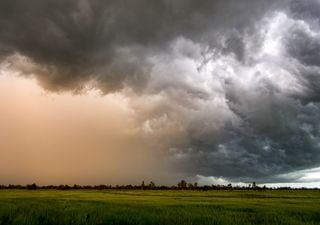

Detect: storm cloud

[0,0,287,91]
[0,0,320,183]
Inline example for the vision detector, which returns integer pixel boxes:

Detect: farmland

[0,189,320,225]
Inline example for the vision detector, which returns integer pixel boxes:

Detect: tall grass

[0,190,319,225]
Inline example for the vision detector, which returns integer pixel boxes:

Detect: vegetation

[0,189,320,225]
[1,180,318,191]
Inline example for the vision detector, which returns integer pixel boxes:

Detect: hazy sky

[0,0,320,186]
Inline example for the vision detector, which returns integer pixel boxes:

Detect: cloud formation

[0,0,286,91]
[0,0,320,183]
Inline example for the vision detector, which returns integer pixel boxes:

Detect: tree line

[0,180,318,191]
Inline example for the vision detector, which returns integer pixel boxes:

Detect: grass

[0,189,320,225]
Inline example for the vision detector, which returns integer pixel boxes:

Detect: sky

[0,0,320,187]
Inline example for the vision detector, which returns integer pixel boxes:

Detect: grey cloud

[290,0,320,22]
[285,0,320,102]
[0,0,285,92]
[285,22,320,68]
[147,4,320,182]
[1,0,320,183]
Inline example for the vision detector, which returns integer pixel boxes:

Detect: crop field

[0,189,320,225]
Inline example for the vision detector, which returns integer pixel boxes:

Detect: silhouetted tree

[27,183,38,190]
[194,182,198,188]
[188,183,194,189]
[1,180,319,191]
[178,180,187,189]
[252,182,256,189]
[149,181,155,189]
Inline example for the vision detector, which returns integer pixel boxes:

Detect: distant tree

[252,182,256,189]
[178,180,187,189]
[141,181,145,189]
[27,183,38,190]
[203,185,210,191]
[194,182,198,188]
[149,181,155,189]
[73,184,81,189]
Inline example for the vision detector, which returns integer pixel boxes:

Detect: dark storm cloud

[285,0,320,103]
[287,0,320,69]
[170,1,320,181]
[152,0,320,181]
[0,0,285,91]
[1,0,320,183]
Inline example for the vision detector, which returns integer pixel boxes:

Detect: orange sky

[0,73,172,185]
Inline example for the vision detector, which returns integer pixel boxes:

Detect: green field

[0,189,320,225]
